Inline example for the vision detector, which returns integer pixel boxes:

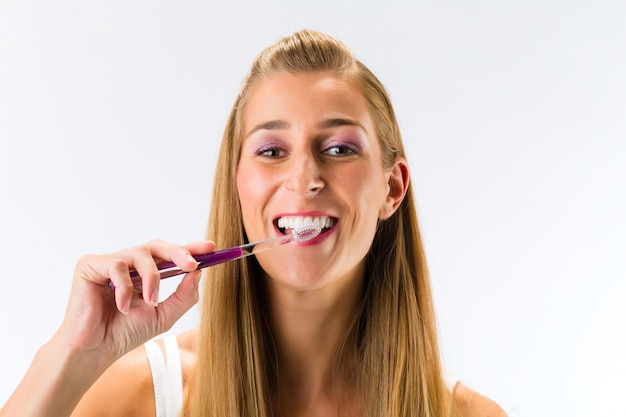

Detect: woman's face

[236,71,394,292]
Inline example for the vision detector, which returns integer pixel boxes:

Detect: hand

[0,239,215,417]
[56,239,215,365]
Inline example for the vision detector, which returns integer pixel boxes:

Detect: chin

[267,268,328,292]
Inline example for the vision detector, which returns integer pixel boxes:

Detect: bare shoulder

[453,383,508,417]
[70,344,155,417]
[69,330,199,417]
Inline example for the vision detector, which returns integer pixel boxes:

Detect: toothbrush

[111,224,322,289]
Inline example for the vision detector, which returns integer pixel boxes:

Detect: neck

[264,272,364,394]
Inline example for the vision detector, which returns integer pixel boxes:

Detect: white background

[1,1,625,416]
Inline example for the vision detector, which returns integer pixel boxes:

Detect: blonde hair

[184,29,457,417]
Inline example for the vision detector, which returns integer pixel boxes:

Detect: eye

[324,144,358,157]
[257,146,286,158]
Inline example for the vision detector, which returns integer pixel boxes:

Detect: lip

[272,211,338,245]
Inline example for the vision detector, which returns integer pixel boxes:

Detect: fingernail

[121,300,130,315]
[186,253,198,265]
[193,273,201,288]
[150,289,159,307]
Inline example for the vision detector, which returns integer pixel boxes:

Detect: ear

[378,157,410,220]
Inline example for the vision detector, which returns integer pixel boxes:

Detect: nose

[284,154,325,198]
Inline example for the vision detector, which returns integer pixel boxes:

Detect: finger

[82,256,134,315]
[155,270,202,333]
[186,241,216,257]
[98,240,215,313]
[130,249,162,307]
[131,240,206,273]
[111,240,200,307]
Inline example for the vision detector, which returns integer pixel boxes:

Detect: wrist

[0,338,114,417]
[42,336,112,390]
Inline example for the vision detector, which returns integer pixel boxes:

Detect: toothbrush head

[292,224,322,243]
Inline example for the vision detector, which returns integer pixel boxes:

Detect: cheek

[236,164,259,208]
[351,169,388,212]
[236,165,262,237]
[236,163,275,214]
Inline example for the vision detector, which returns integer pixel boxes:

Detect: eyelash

[324,144,358,156]
[256,146,287,158]
[254,141,360,159]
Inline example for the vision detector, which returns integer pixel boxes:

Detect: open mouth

[275,215,337,237]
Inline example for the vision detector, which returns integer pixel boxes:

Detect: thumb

[155,270,202,334]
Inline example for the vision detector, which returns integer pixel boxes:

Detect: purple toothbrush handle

[129,247,243,279]
[119,247,244,289]
[195,247,244,268]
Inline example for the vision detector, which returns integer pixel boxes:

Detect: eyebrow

[320,117,366,132]
[245,120,290,138]
[245,117,366,138]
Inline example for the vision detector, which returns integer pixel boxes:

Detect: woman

[1,30,505,417]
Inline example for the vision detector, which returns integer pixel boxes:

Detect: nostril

[305,179,325,197]
[282,159,324,197]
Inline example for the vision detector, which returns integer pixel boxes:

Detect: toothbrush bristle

[292,224,322,242]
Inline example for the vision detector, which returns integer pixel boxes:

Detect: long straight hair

[184,29,457,417]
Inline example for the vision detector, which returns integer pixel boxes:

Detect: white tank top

[145,337,461,417]
[144,337,183,417]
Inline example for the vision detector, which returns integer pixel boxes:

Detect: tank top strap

[145,336,184,417]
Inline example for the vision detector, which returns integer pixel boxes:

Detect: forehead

[242,72,374,132]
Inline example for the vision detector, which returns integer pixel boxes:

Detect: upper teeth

[277,215,334,230]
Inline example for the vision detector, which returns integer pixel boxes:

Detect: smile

[275,215,336,235]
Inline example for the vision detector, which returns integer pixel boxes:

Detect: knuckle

[116,282,135,291]
[110,258,130,274]
[132,245,158,264]
[76,253,96,266]
[145,270,161,282]
[147,238,165,247]
[134,243,152,255]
